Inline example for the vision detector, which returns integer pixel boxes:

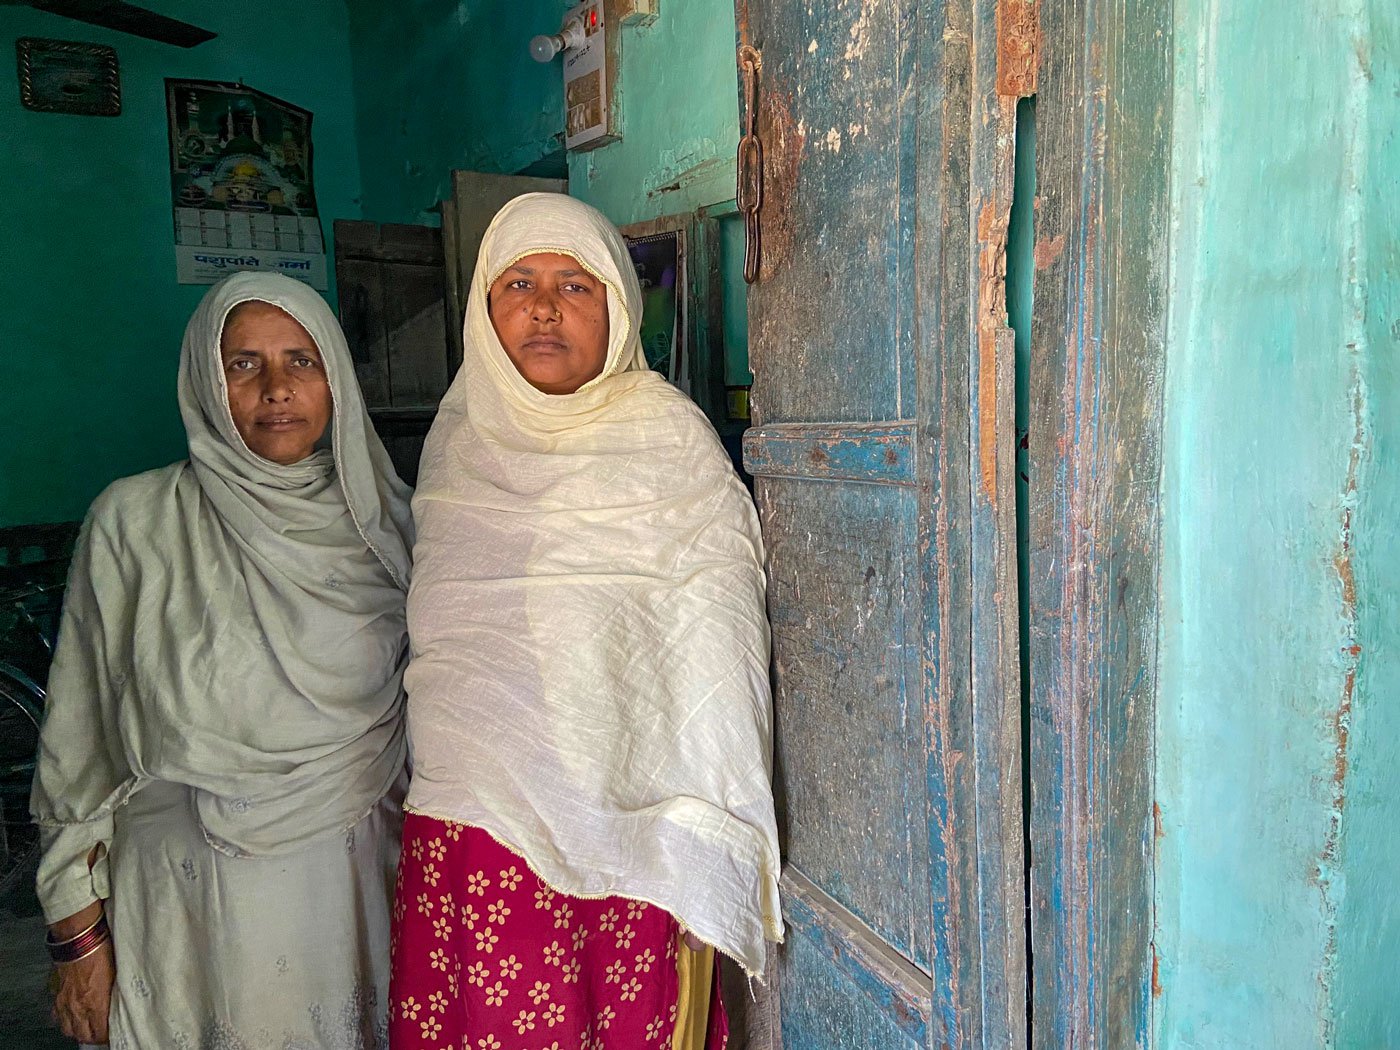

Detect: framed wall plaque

[16,38,121,116]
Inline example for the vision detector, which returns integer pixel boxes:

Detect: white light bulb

[528,18,587,63]
[529,34,561,62]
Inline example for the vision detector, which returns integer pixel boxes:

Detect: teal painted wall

[0,1,362,528]
[0,0,738,527]
[1157,0,1399,1045]
[344,0,741,228]
[567,0,740,226]
[345,0,565,225]
[1332,2,1399,1044]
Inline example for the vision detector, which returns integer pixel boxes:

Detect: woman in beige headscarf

[31,272,413,1049]
[390,193,781,1050]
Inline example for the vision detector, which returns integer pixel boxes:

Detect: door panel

[780,877,932,1049]
[736,0,1026,1045]
[761,477,931,968]
[741,0,916,425]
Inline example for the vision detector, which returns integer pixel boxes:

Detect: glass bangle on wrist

[63,934,111,964]
[47,912,101,946]
[46,911,111,964]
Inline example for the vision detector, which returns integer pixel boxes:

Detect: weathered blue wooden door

[735,0,1028,1047]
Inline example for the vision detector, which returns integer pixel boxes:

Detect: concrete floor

[0,839,70,1050]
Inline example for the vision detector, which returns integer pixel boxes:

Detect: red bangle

[46,912,110,964]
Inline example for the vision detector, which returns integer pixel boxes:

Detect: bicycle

[0,575,65,898]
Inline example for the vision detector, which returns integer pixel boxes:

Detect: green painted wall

[0,1,362,528]
[345,0,565,225]
[567,0,740,226]
[1332,2,1399,1043]
[343,0,742,227]
[0,0,739,526]
[1156,0,1399,1045]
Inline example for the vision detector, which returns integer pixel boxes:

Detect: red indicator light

[590,9,598,26]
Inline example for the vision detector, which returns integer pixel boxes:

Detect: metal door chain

[737,45,763,284]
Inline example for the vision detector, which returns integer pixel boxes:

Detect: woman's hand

[49,901,115,1045]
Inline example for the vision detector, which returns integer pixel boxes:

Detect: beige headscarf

[405,193,782,975]
[33,273,413,870]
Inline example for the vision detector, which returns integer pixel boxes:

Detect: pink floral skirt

[390,813,727,1049]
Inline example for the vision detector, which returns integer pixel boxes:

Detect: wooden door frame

[1028,0,1171,1046]
[924,0,1030,1044]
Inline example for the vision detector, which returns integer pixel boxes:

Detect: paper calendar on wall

[165,79,327,290]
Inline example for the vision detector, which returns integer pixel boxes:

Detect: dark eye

[228,359,256,372]
[293,356,319,368]
[506,278,531,291]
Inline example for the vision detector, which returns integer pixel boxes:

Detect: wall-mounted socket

[550,0,660,152]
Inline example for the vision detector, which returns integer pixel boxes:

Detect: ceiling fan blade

[27,0,216,47]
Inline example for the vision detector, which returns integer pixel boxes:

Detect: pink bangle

[46,912,110,964]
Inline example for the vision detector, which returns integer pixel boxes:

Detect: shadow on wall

[344,0,567,225]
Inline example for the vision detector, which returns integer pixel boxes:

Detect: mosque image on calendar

[165,78,327,288]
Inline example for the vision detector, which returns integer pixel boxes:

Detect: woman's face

[219,301,333,465]
[488,252,610,395]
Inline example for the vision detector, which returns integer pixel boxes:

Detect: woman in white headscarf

[390,193,781,1050]
[31,272,413,1050]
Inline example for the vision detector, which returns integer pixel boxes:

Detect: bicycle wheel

[0,663,42,817]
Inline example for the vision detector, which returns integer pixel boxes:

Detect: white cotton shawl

[32,272,413,860]
[404,193,782,975]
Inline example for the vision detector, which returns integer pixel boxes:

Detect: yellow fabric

[673,935,715,1050]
